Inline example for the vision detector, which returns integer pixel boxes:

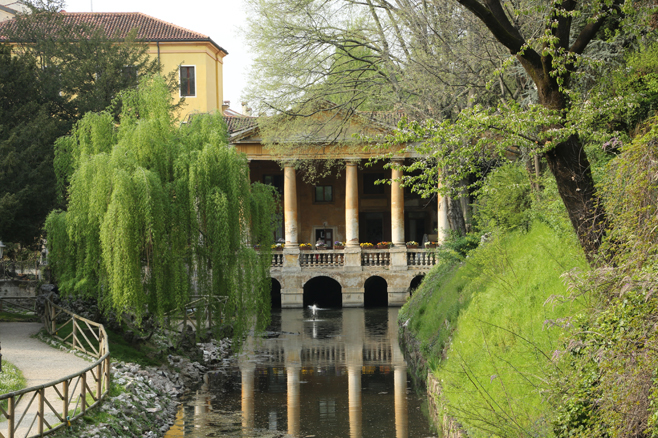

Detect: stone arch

[364,276,388,307]
[410,275,425,296]
[303,276,342,308]
[271,278,282,309]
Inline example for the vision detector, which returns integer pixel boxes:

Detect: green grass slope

[401,222,588,437]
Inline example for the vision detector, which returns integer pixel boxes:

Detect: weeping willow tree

[45,76,278,337]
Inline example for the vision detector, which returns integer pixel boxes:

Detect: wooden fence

[0,299,110,438]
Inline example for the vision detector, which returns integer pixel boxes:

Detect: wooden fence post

[38,388,45,435]
[96,363,102,400]
[81,372,87,415]
[50,302,56,335]
[105,356,111,393]
[8,395,15,438]
[62,379,69,424]
[72,318,77,350]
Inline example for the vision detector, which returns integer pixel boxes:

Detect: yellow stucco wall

[147,41,225,122]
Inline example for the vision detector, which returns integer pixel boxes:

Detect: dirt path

[0,322,92,438]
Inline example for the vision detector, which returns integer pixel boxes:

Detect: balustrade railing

[407,249,437,267]
[271,252,283,267]
[299,250,344,268]
[0,299,110,438]
[361,249,391,267]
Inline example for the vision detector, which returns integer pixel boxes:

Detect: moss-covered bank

[400,222,587,436]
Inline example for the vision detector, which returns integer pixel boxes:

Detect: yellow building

[1,11,227,120]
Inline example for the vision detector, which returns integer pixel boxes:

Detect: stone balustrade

[299,250,345,268]
[268,247,438,270]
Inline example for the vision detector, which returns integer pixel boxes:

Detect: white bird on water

[309,304,318,317]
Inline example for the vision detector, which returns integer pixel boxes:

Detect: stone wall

[0,279,39,297]
[427,372,467,438]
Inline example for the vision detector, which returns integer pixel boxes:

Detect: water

[165,307,436,437]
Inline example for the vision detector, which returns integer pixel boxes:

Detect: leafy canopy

[47,76,278,336]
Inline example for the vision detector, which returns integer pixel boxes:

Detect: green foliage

[474,162,533,232]
[403,222,588,437]
[435,230,481,264]
[551,119,658,436]
[0,2,164,247]
[46,76,278,339]
[0,359,27,396]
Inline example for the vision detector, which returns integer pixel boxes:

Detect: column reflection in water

[287,365,301,436]
[283,310,303,437]
[344,309,365,438]
[348,365,363,438]
[194,374,211,429]
[390,308,409,438]
[240,334,257,435]
[394,366,409,438]
[240,362,255,434]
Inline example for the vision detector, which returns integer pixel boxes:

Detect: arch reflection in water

[164,308,435,437]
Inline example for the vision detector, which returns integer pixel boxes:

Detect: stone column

[284,163,298,245]
[345,159,360,248]
[390,160,405,246]
[437,179,449,244]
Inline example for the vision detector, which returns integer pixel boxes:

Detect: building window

[363,173,386,195]
[263,175,284,195]
[180,66,196,97]
[315,185,333,202]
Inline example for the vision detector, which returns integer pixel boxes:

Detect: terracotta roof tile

[224,116,258,135]
[0,11,227,54]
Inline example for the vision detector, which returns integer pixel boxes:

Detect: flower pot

[424,244,437,249]
[300,247,311,250]
[406,244,418,249]
[334,245,344,250]
[376,245,391,249]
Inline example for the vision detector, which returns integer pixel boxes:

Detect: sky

[63,0,252,113]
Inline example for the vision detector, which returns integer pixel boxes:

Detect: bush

[474,162,532,232]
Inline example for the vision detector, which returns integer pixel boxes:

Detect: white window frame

[179,65,197,98]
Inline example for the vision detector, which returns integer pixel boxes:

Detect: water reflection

[165,308,435,437]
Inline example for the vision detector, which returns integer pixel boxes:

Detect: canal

[165,307,435,437]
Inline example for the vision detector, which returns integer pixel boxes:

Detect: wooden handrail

[0,298,110,438]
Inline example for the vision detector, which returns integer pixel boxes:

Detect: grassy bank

[401,222,587,436]
[0,359,26,410]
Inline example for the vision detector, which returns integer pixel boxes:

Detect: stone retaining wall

[0,279,39,297]
[427,372,467,438]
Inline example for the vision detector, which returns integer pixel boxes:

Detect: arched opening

[364,276,388,308]
[410,275,425,296]
[303,276,342,308]
[271,278,282,309]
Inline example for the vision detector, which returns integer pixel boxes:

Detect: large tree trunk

[447,196,468,236]
[544,134,606,263]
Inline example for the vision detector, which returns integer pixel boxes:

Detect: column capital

[345,158,361,165]
[390,158,405,165]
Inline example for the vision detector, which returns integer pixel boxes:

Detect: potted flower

[360,242,374,249]
[406,241,419,249]
[299,243,312,250]
[253,244,260,250]
[334,241,345,250]
[271,243,284,251]
[424,241,437,249]
[376,241,392,249]
[316,241,327,249]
